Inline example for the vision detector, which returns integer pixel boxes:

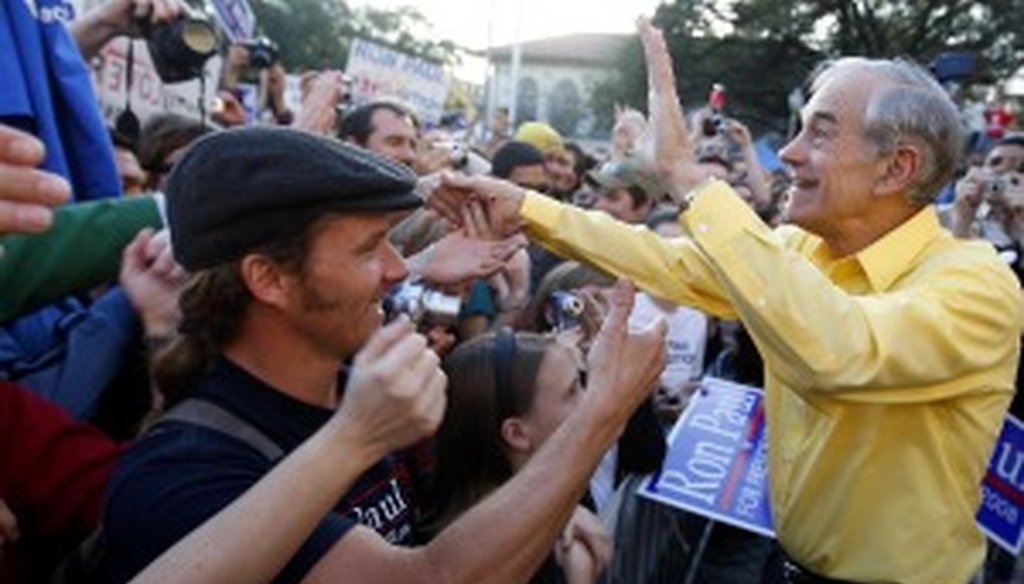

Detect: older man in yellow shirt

[433,18,1023,584]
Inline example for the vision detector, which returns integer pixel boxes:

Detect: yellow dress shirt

[520,179,1023,584]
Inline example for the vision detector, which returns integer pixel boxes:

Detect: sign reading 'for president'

[639,378,774,537]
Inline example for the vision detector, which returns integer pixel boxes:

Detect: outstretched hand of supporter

[0,125,70,235]
[427,172,528,236]
[337,317,447,460]
[408,203,526,286]
[584,280,667,424]
[636,17,708,204]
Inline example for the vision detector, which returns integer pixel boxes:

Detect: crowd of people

[2,0,1024,583]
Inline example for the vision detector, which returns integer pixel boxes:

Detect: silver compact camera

[384,281,461,325]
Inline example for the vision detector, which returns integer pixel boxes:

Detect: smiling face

[778,66,887,239]
[365,109,419,168]
[279,212,409,359]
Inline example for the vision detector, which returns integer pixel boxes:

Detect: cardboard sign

[978,414,1024,554]
[211,0,255,42]
[639,377,775,537]
[345,38,449,125]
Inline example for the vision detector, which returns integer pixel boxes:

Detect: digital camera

[384,281,461,326]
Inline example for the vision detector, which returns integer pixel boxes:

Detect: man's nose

[384,242,409,285]
[779,136,804,168]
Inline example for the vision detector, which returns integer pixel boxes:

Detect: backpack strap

[49,398,285,584]
[157,398,285,461]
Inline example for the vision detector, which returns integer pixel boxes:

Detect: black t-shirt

[104,357,428,583]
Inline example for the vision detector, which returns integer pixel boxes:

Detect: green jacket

[0,196,163,323]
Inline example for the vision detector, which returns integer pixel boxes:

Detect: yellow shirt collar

[804,206,943,292]
[854,206,944,292]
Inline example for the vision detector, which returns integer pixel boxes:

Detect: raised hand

[292,71,346,136]
[584,279,667,424]
[71,0,189,60]
[120,228,187,338]
[0,125,71,235]
[408,212,525,286]
[336,317,447,459]
[635,17,707,204]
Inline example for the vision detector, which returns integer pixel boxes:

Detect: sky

[350,0,665,62]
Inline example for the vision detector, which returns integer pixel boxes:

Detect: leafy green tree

[248,0,352,70]
[730,0,1022,78]
[590,0,1023,136]
[247,0,463,71]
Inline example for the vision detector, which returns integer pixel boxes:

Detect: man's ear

[239,255,293,309]
[875,142,922,198]
[500,417,533,454]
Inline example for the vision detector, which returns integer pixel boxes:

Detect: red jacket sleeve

[0,381,121,538]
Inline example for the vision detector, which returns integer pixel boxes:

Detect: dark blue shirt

[104,357,427,583]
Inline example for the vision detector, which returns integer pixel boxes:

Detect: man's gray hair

[812,58,964,204]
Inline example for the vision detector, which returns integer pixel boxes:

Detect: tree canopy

[589,0,1022,137]
[247,0,462,71]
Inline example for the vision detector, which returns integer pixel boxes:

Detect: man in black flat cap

[102,126,668,584]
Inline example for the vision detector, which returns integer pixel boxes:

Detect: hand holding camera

[92,0,186,39]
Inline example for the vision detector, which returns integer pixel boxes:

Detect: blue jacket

[0,289,140,418]
[0,0,121,201]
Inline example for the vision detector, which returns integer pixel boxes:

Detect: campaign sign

[638,377,775,537]
[211,0,255,42]
[978,414,1024,554]
[345,38,449,125]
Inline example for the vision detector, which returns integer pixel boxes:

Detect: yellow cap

[514,122,565,155]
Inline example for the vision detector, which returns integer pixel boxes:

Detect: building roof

[489,33,632,68]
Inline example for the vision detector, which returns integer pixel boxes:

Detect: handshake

[426,173,532,239]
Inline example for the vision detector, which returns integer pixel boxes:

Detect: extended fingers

[0,200,56,234]
[0,125,45,165]
[0,165,71,207]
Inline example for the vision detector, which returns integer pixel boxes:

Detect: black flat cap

[165,126,420,271]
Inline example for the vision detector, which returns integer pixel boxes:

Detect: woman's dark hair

[425,331,555,535]
[151,222,319,406]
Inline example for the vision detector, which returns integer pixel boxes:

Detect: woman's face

[514,344,585,453]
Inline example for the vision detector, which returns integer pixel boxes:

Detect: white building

[486,33,631,139]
